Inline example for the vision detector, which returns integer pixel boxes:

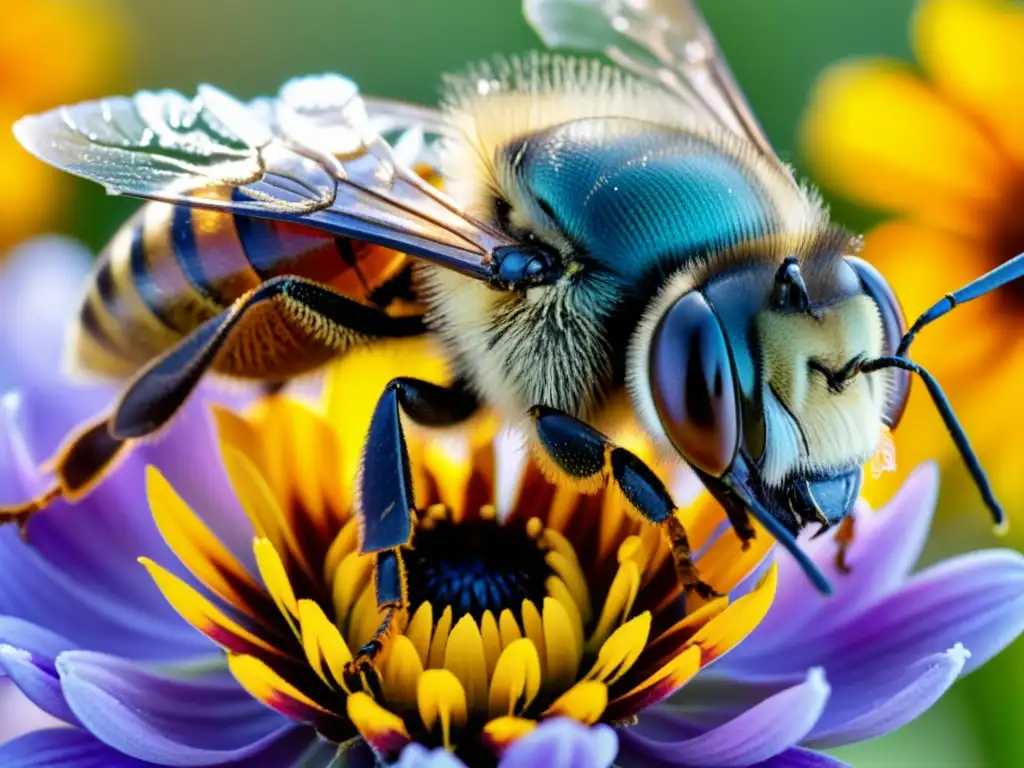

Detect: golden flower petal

[543,680,607,725]
[801,59,1010,235]
[585,612,652,686]
[520,601,547,677]
[297,599,352,692]
[140,558,282,659]
[914,0,1024,163]
[332,550,374,628]
[586,560,641,652]
[605,644,702,721]
[688,564,778,666]
[347,692,412,760]
[145,466,263,613]
[253,538,299,631]
[418,669,468,750]
[499,609,524,648]
[480,610,502,678]
[383,635,424,713]
[444,615,490,715]
[428,606,455,670]
[405,602,435,666]
[228,653,329,721]
[481,716,537,754]
[542,597,581,692]
[488,638,542,718]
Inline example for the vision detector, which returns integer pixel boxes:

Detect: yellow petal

[418,668,468,750]
[606,645,702,721]
[332,550,374,628]
[692,519,774,602]
[212,405,266,479]
[253,538,299,632]
[543,680,607,725]
[498,609,523,649]
[140,558,281,657]
[688,564,777,666]
[545,576,585,653]
[444,615,489,715]
[482,716,537,754]
[405,602,434,667]
[519,601,547,677]
[145,466,261,612]
[543,529,592,625]
[542,597,580,693]
[347,691,411,760]
[801,58,1009,235]
[228,653,327,722]
[480,610,502,679]
[348,586,387,656]
[297,599,352,692]
[383,635,424,713]
[488,638,542,719]
[586,560,640,653]
[585,612,652,685]
[914,0,1024,164]
[323,518,359,592]
[428,605,454,670]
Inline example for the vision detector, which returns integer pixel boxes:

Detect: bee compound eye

[492,245,557,287]
[846,257,911,427]
[650,291,740,477]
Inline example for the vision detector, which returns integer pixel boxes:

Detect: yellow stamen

[488,638,542,719]
[418,669,468,750]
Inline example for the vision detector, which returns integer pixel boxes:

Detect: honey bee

[5,0,1017,665]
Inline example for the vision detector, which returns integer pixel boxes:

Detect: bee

[5,0,1018,666]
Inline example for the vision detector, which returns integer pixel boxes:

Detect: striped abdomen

[70,198,415,380]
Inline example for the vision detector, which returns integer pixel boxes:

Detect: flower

[800,0,1024,516]
[2,240,1023,768]
[0,0,126,250]
[139,363,776,765]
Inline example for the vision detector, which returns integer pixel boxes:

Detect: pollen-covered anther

[142,387,778,764]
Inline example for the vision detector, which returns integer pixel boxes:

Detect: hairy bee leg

[530,405,721,599]
[0,413,126,536]
[834,514,856,574]
[112,276,423,441]
[348,551,406,677]
[348,377,480,673]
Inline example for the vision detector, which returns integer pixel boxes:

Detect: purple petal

[0,680,66,743]
[753,748,852,767]
[0,728,155,767]
[57,651,297,767]
[0,238,93,393]
[802,549,1024,677]
[806,645,969,748]
[499,720,617,768]
[730,465,937,664]
[0,646,77,727]
[619,670,829,767]
[395,743,467,767]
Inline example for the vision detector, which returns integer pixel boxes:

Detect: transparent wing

[524,0,783,166]
[14,74,514,281]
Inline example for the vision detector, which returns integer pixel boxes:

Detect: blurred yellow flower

[0,0,126,249]
[801,0,1024,519]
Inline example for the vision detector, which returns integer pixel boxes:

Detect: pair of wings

[14,0,788,287]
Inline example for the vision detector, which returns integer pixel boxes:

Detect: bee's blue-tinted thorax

[509,118,779,278]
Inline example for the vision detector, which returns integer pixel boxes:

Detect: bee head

[631,253,910,536]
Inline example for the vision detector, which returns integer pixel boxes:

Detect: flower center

[405,512,552,623]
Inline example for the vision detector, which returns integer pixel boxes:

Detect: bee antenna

[895,251,1024,358]
[859,355,1004,529]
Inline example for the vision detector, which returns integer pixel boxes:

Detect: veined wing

[14,74,514,281]
[524,0,786,171]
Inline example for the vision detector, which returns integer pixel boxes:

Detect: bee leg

[529,405,721,600]
[348,377,479,673]
[834,514,856,574]
[0,413,127,537]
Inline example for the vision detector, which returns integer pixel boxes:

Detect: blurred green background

[4,1,1019,765]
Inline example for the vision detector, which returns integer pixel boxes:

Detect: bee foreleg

[352,377,479,672]
[112,276,423,440]
[834,513,856,575]
[0,412,127,537]
[529,405,721,600]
